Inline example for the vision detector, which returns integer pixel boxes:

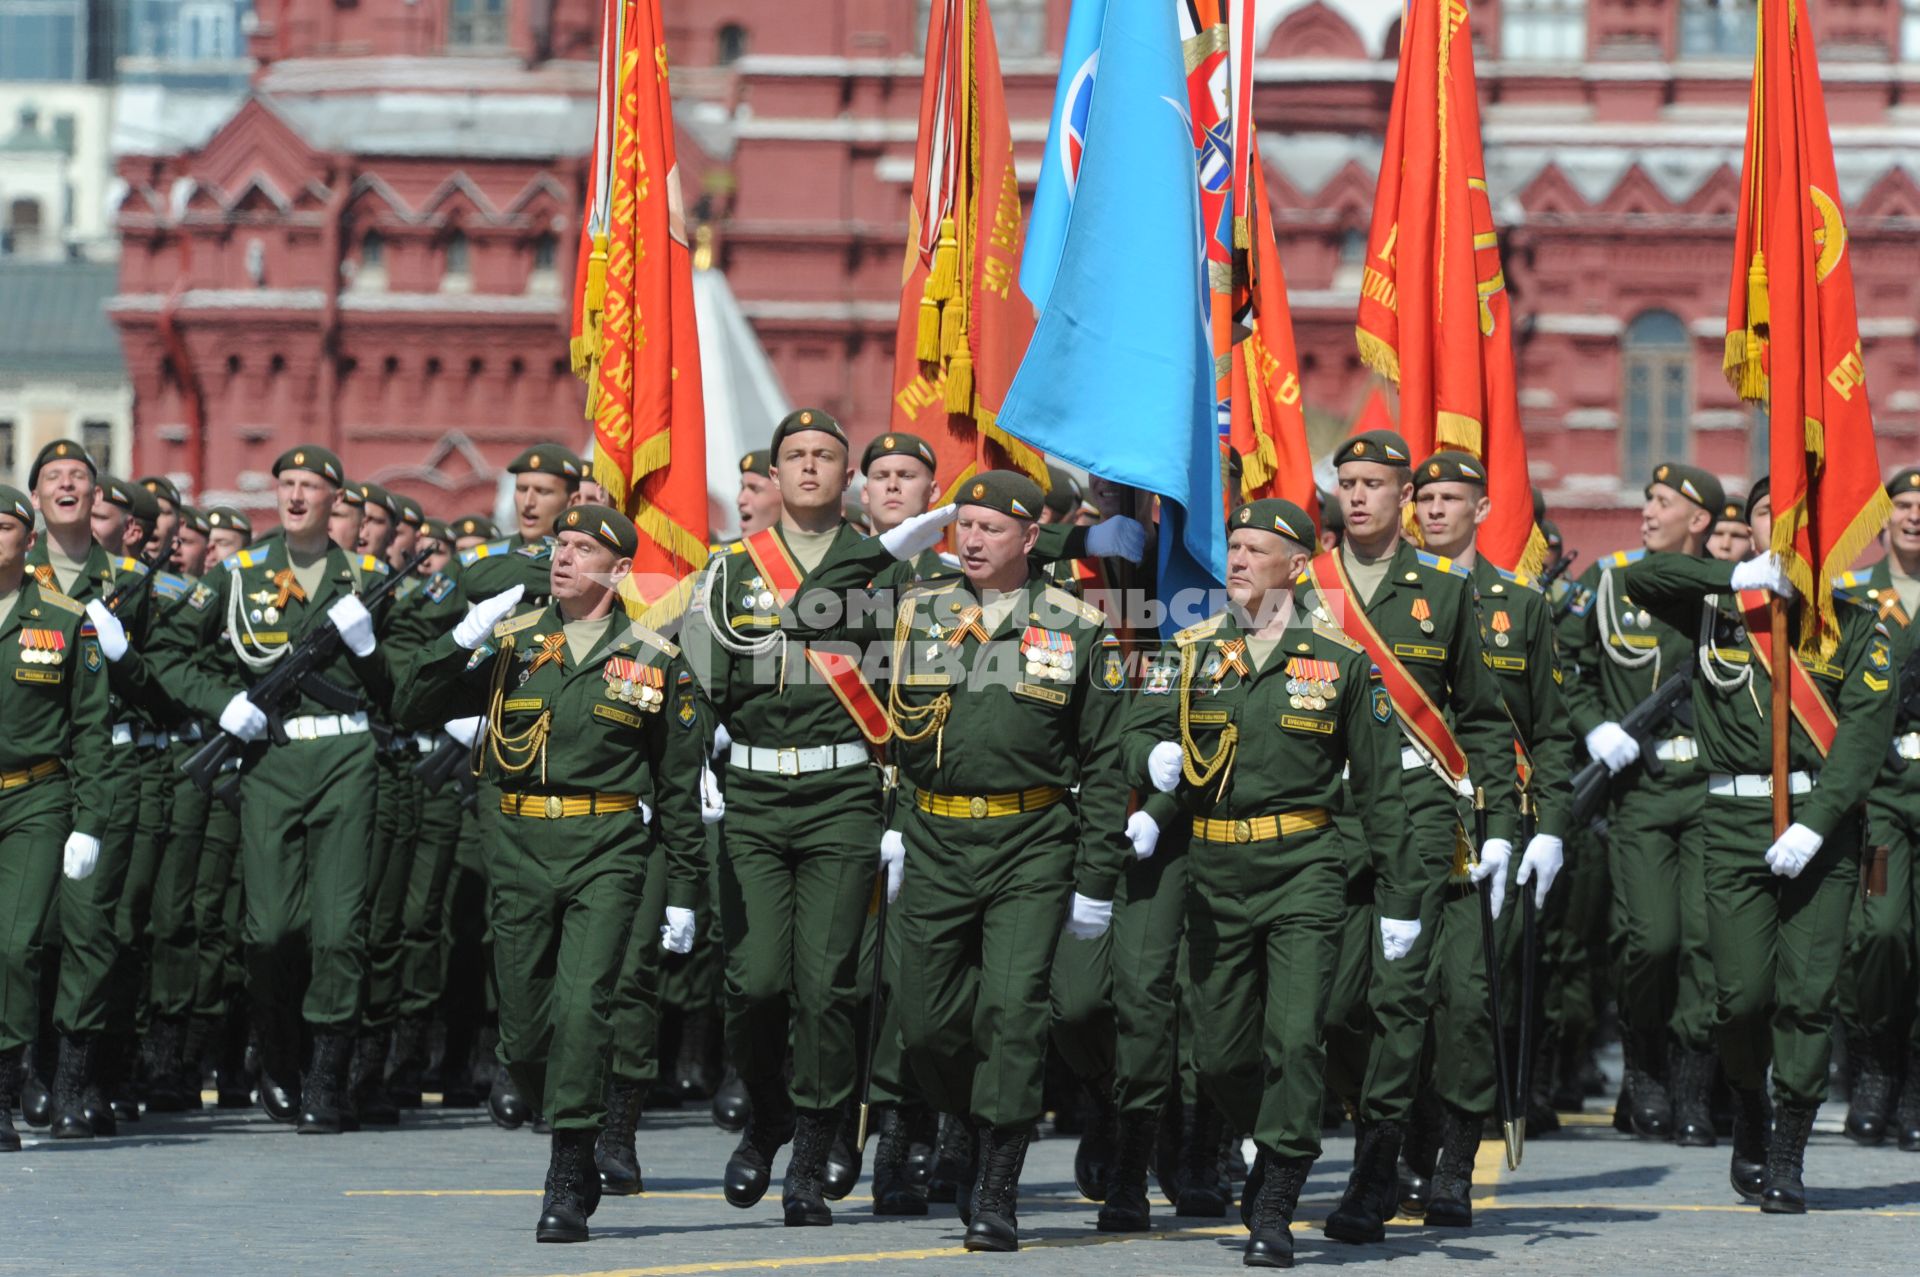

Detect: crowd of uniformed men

[0,414,1915,1267]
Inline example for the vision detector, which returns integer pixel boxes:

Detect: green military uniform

[0,480,114,1149]
[1623,549,1895,1206]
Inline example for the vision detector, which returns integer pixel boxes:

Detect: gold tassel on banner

[916,295,942,362]
[928,218,960,300]
[1747,250,1770,333]
[943,351,973,413]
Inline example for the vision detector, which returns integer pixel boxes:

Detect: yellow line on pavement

[346,1190,744,1200]
[1475,1130,1507,1208]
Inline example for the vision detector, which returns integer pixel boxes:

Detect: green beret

[1229,498,1315,547]
[356,481,399,516]
[507,444,585,482]
[205,506,253,538]
[861,432,938,476]
[1531,487,1548,523]
[395,494,425,527]
[29,439,96,488]
[1225,448,1244,485]
[138,474,183,508]
[1745,477,1770,522]
[0,483,32,529]
[1319,495,1344,535]
[420,518,453,544]
[1887,467,1920,496]
[1540,517,1563,548]
[738,449,771,479]
[450,514,499,541]
[100,475,161,523]
[1042,465,1084,517]
[1411,450,1487,489]
[955,470,1044,522]
[338,485,365,507]
[557,503,639,558]
[179,505,211,535]
[1333,429,1412,469]
[271,445,345,487]
[1645,461,1724,515]
[1716,495,1748,526]
[769,408,849,459]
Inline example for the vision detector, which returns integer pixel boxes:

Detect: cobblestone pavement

[4,1097,1917,1275]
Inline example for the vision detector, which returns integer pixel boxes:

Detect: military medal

[1411,597,1434,634]
[1214,638,1249,680]
[1638,609,1652,629]
[1490,610,1512,648]
[264,606,280,625]
[19,628,65,664]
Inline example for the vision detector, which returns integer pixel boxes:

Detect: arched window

[716,23,748,64]
[1678,0,1756,58]
[525,233,558,295]
[442,231,471,294]
[1621,310,1692,483]
[354,231,387,291]
[1502,0,1586,59]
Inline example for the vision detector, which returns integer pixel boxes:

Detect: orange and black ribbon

[270,569,307,609]
[526,633,568,678]
[946,606,991,647]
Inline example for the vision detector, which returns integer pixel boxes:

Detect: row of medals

[742,575,775,613]
[18,641,65,665]
[610,675,662,709]
[1287,677,1333,711]
[1023,642,1073,682]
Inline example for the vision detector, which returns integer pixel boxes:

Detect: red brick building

[114,0,1920,554]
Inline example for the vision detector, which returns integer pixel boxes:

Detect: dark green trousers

[1606,762,1714,1051]
[0,775,69,1053]
[609,837,669,1086]
[894,800,1073,1130]
[362,752,419,1031]
[397,783,464,1019]
[238,736,378,1033]
[148,740,211,1020]
[190,792,242,1017]
[1187,825,1343,1160]
[1540,825,1609,1065]
[717,763,881,1111]
[1701,794,1859,1106]
[485,805,646,1132]
[52,744,142,1035]
[1840,770,1920,1049]
[855,887,909,1106]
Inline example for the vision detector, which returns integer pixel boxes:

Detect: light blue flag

[1020,0,1106,314]
[997,0,1224,631]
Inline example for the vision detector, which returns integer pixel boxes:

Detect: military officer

[1127,497,1415,1266]
[1833,467,1920,1150]
[1623,506,1895,1212]
[1563,462,1725,1143]
[389,494,424,570]
[1308,429,1519,1245]
[0,482,114,1153]
[1710,496,1754,563]
[795,470,1131,1252]
[148,445,399,1134]
[1409,450,1576,1219]
[92,476,157,559]
[735,449,780,537]
[450,515,499,554]
[391,504,706,1243]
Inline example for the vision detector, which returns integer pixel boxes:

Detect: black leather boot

[1761,1101,1817,1214]
[1671,1045,1718,1148]
[351,1030,400,1126]
[1397,1090,1440,1218]
[1323,1119,1403,1244]
[298,1032,354,1134]
[1074,1082,1118,1202]
[50,1035,96,1139]
[537,1130,598,1242]
[1844,1033,1894,1147]
[1244,1153,1310,1268]
[1617,1028,1673,1140]
[1729,1087,1771,1201]
[98,1036,137,1125]
[213,1011,253,1109]
[710,1067,750,1132]
[142,1017,192,1112]
[1423,1102,1480,1227]
[963,1124,1030,1252]
[488,1065,531,1130]
[1156,1101,1187,1207]
[21,1035,53,1128]
[0,1045,22,1151]
[871,1104,930,1215]
[385,1014,429,1110]
[595,1079,645,1196]
[1174,1095,1229,1217]
[1096,1108,1158,1232]
[1898,1053,1920,1153]
[903,1102,936,1187]
[783,1108,837,1226]
[822,1097,861,1201]
[673,1006,719,1101]
[723,1080,795,1209]
[927,1111,973,1205]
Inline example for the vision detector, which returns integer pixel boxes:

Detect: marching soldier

[389,494,424,570]
[392,504,706,1243]
[1563,462,1725,1143]
[1308,430,1519,1245]
[1710,496,1754,563]
[92,476,156,559]
[1127,497,1416,1266]
[735,449,780,538]
[148,445,399,1134]
[1622,503,1895,1212]
[1833,468,1920,1150]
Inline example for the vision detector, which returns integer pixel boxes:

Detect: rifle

[1569,669,1691,826]
[181,546,432,794]
[1473,786,1521,1171]
[1886,642,1920,773]
[1538,549,1578,592]
[413,734,469,791]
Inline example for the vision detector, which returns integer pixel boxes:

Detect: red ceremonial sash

[1737,590,1840,757]
[742,529,891,745]
[1307,553,1471,781]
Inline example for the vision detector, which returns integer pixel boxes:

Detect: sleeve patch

[187,582,217,611]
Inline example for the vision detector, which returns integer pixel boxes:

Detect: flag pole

[1770,597,1790,837]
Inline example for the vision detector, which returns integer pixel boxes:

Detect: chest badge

[1490,610,1512,648]
[1284,656,1338,710]
[1410,597,1435,635]
[603,656,662,710]
[1021,627,1075,682]
[19,628,67,665]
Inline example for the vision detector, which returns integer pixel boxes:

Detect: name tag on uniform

[1489,654,1528,672]
[14,668,61,685]
[1391,643,1446,663]
[1280,714,1334,734]
[1013,682,1068,705]
[1189,708,1230,725]
[503,697,544,712]
[593,704,643,729]
[903,673,953,687]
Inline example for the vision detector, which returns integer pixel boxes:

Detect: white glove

[1064,893,1113,941]
[1585,722,1641,774]
[326,595,377,657]
[1730,552,1796,599]
[878,503,958,560]
[83,600,128,663]
[1125,809,1161,860]
[1764,822,1823,879]
[453,584,525,649]
[712,722,732,757]
[879,829,906,903]
[445,716,481,747]
[1380,917,1422,962]
[1471,838,1513,920]
[660,906,696,954]
[63,832,100,881]
[699,764,725,824]
[1516,833,1564,908]
[219,691,268,742]
[1147,740,1184,794]
[1086,515,1148,565]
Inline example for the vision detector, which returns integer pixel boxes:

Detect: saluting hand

[879,504,958,560]
[454,584,525,649]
